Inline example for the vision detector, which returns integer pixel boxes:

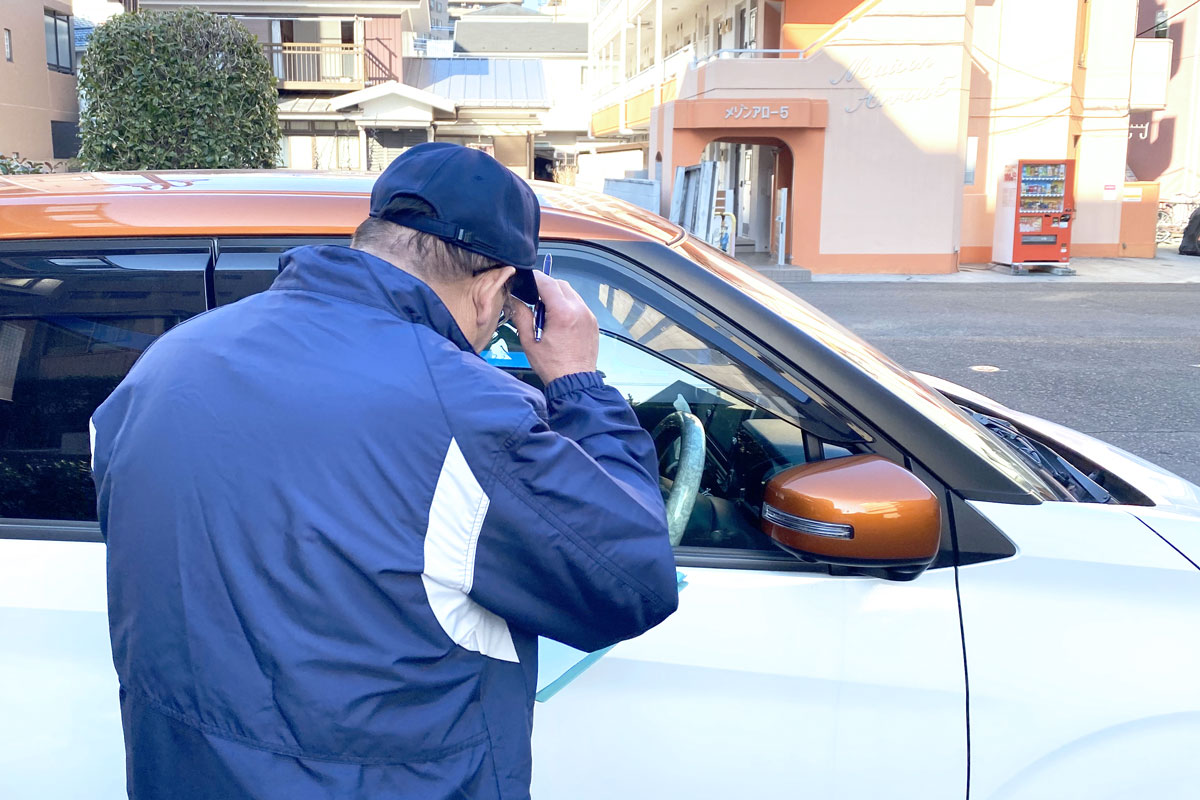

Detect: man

[90,142,679,799]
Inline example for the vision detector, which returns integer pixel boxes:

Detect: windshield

[676,235,1060,501]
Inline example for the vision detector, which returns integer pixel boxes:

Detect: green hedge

[79,9,280,170]
[0,155,53,174]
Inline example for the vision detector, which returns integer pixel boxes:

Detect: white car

[2,172,1198,799]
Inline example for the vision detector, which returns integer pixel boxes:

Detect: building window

[50,120,80,159]
[4,29,12,62]
[964,136,978,186]
[44,9,72,73]
[1154,10,1169,39]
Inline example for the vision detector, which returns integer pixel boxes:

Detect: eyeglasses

[497,297,515,328]
[472,264,517,329]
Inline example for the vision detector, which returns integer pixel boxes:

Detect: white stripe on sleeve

[421,438,518,662]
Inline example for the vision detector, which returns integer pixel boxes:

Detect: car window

[678,234,1061,501]
[0,247,206,521]
[214,238,350,305]
[485,248,868,554]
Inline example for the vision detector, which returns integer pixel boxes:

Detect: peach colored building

[1128,0,1200,202]
[0,0,80,165]
[592,0,1170,273]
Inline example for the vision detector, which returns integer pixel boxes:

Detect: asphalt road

[792,282,1200,485]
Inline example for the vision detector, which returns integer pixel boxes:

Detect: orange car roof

[0,170,684,246]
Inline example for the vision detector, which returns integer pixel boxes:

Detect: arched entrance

[651,98,827,268]
[702,138,790,259]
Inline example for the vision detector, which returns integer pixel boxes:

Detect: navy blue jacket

[90,245,678,799]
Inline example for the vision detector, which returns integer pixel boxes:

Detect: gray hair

[351,197,501,284]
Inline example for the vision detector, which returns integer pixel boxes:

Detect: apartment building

[591,0,1171,274]
[1127,0,1200,202]
[453,3,589,176]
[136,0,581,176]
[0,0,80,165]
[137,0,447,171]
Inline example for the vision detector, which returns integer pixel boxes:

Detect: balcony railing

[592,44,695,107]
[262,42,365,90]
[691,48,811,67]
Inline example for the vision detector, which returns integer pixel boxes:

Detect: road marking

[969,365,1003,372]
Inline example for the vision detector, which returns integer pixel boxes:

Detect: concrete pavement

[737,245,1200,284]
[792,281,1200,485]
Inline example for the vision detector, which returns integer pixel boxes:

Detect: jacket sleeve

[465,371,679,653]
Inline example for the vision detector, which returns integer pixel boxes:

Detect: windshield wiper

[967,410,1112,504]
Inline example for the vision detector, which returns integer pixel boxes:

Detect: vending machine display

[992,159,1075,270]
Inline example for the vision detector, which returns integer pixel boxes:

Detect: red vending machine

[992,159,1076,273]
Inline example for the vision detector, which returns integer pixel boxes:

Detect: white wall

[539,55,591,132]
[603,177,660,211]
[576,149,646,192]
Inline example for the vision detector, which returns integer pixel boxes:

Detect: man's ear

[469,266,516,329]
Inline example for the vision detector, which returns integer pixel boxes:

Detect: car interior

[486,265,867,553]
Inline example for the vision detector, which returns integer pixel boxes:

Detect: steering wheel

[650,395,707,546]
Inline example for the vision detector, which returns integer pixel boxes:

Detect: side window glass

[485,254,868,553]
[214,250,281,306]
[214,239,350,306]
[0,249,206,521]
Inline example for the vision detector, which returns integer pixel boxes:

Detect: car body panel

[961,500,1200,799]
[0,539,123,799]
[1128,508,1200,569]
[0,171,678,245]
[530,564,967,800]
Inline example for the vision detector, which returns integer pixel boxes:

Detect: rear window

[0,246,206,521]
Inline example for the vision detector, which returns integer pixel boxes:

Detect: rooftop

[453,17,587,54]
[402,58,549,107]
[74,18,96,51]
[464,3,541,15]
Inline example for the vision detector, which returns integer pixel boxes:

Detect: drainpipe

[654,0,663,92]
[636,15,642,74]
[619,0,628,84]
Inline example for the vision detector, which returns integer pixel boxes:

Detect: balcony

[262,43,365,91]
[590,45,692,135]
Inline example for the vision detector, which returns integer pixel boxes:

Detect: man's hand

[510,271,599,385]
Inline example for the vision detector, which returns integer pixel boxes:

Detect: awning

[277,98,341,117]
[331,81,457,115]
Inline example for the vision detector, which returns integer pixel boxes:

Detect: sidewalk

[736,245,1200,284]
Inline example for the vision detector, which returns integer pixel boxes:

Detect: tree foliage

[0,155,53,175]
[79,9,280,170]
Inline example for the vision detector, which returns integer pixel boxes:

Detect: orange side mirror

[761,455,941,581]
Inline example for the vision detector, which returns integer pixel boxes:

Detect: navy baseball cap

[369,142,542,304]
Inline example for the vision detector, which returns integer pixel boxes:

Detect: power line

[1137,0,1200,37]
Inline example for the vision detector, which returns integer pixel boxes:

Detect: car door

[0,239,209,799]
[502,244,969,799]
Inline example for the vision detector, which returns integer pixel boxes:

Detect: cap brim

[512,269,539,305]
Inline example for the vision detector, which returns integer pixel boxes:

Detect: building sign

[725,104,790,120]
[829,56,956,114]
[830,56,936,87]
[671,98,826,129]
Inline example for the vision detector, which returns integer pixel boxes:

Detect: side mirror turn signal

[761,455,941,581]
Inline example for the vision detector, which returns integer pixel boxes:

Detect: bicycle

[1156,195,1200,243]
